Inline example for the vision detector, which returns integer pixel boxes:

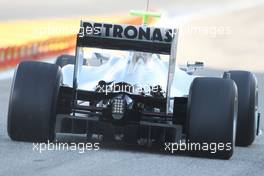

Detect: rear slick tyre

[187,77,238,159]
[229,71,258,146]
[7,61,62,142]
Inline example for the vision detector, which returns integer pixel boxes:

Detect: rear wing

[76,21,177,55]
[73,21,178,115]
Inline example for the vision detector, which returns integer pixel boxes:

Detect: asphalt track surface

[0,68,263,176]
[0,0,251,21]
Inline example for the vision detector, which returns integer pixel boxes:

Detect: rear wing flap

[76,21,177,55]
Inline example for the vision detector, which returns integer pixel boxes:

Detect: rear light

[112,98,125,120]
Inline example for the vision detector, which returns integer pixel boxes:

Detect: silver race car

[7,12,260,159]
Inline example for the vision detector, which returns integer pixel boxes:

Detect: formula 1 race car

[7,12,261,159]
